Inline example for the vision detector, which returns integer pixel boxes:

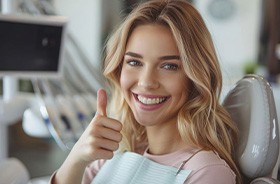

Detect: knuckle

[91,115,103,125]
[88,136,96,145]
[88,137,100,148]
[91,126,99,135]
[85,145,97,156]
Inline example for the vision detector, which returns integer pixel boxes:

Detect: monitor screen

[0,14,67,78]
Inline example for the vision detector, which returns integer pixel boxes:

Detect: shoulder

[185,150,228,169]
[183,150,236,184]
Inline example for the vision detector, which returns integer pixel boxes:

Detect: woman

[52,0,241,183]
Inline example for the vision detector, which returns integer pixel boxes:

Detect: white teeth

[137,95,166,105]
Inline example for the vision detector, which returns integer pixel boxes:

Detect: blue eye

[127,60,142,66]
[162,63,179,70]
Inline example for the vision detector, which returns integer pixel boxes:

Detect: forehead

[125,24,179,55]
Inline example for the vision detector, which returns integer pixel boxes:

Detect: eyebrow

[125,52,180,61]
[125,52,143,58]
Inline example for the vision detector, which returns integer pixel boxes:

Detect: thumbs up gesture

[53,89,123,184]
[68,89,123,164]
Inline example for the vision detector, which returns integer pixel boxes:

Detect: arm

[52,89,122,184]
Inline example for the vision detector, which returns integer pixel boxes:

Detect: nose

[137,68,160,89]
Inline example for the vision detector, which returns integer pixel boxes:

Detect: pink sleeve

[185,165,236,184]
[82,159,106,184]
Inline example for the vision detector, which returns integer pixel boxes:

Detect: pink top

[82,148,236,184]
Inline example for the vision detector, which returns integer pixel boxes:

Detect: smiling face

[120,24,189,128]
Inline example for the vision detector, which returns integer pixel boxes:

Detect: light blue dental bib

[91,152,191,184]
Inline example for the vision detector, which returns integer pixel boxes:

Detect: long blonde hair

[103,0,241,183]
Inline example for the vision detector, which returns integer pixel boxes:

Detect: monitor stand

[0,76,33,161]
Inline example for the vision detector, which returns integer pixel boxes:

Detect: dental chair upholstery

[223,74,280,184]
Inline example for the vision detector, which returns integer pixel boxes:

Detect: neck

[146,124,186,155]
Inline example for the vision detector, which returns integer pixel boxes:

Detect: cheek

[120,69,135,92]
[168,77,189,101]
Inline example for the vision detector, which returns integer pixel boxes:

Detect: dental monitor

[0,14,67,78]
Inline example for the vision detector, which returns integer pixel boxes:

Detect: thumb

[96,89,107,116]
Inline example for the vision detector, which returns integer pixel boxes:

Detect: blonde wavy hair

[103,0,241,183]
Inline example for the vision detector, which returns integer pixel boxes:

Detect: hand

[54,89,122,184]
[69,89,123,165]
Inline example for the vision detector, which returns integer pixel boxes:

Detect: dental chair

[223,74,280,183]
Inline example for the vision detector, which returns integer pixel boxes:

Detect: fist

[71,89,123,164]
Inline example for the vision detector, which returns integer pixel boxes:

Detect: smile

[134,94,168,105]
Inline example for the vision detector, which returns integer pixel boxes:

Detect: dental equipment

[0,12,67,160]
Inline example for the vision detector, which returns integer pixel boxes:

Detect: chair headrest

[223,74,279,179]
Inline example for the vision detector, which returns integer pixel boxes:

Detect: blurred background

[0,0,279,182]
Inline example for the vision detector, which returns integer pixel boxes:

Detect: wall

[52,0,123,68]
[194,0,262,84]
[52,0,262,83]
